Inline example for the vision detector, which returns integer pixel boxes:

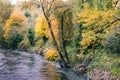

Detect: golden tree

[4,13,26,38]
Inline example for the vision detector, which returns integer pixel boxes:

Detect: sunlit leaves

[34,15,47,37]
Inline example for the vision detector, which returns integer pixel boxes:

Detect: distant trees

[0,0,13,23]
[20,0,39,11]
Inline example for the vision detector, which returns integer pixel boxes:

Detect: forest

[0,0,120,80]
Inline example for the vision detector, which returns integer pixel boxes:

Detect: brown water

[0,49,85,80]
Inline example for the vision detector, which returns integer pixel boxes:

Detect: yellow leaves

[77,7,116,29]
[34,15,47,37]
[77,4,118,55]
[77,8,98,27]
[4,14,26,38]
[45,48,59,61]
[34,15,59,41]
[80,31,96,50]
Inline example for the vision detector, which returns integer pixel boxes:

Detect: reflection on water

[40,62,68,80]
[0,50,69,80]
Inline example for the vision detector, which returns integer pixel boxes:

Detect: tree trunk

[61,14,70,64]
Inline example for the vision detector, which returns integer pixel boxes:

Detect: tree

[39,0,73,67]
[53,3,74,65]
[76,2,120,55]
[3,13,26,48]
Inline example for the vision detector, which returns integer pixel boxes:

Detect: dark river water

[0,49,86,80]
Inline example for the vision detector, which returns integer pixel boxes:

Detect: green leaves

[105,26,120,54]
[27,28,35,46]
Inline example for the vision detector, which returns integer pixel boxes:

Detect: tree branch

[106,18,120,28]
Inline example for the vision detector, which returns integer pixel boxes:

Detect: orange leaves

[4,14,26,38]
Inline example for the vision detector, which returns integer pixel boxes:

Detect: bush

[5,33,23,49]
[105,26,120,54]
[18,35,30,50]
[45,48,59,61]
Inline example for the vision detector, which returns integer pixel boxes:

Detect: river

[0,49,86,80]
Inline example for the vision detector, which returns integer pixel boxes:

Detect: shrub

[5,33,23,49]
[18,35,31,50]
[27,28,35,46]
[45,48,59,61]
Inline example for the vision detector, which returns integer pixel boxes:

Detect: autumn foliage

[77,4,117,54]
[45,48,59,61]
[3,13,26,48]
[35,15,47,38]
[34,15,59,42]
[4,13,26,38]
